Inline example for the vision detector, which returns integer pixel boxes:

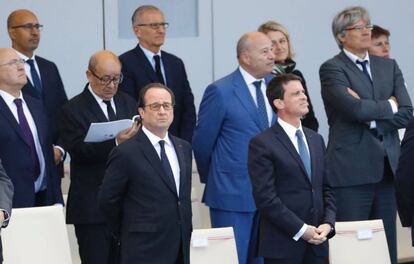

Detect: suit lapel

[369,56,381,100]
[0,96,28,144]
[82,85,111,122]
[136,130,178,196]
[171,136,186,197]
[272,123,310,182]
[232,69,263,130]
[24,94,45,147]
[134,45,159,83]
[338,52,374,94]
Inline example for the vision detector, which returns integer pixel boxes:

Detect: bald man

[193,32,275,264]
[0,48,62,208]
[60,50,138,264]
[7,9,68,179]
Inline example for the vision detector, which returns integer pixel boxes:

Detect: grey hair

[131,5,162,26]
[332,6,371,48]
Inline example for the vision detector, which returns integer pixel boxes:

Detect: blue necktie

[159,140,176,191]
[153,55,165,85]
[14,98,40,179]
[26,59,43,97]
[296,129,311,179]
[253,80,269,131]
[356,60,372,82]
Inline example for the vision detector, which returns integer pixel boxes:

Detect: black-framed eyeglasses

[0,59,25,67]
[11,23,44,31]
[136,22,169,30]
[345,24,373,32]
[144,102,174,111]
[89,69,123,86]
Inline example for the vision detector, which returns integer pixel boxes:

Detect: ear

[138,107,144,116]
[273,98,284,111]
[8,28,16,41]
[133,26,141,38]
[337,33,346,45]
[85,70,93,83]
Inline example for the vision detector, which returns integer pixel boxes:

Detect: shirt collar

[0,89,23,107]
[87,84,114,104]
[343,48,370,64]
[239,66,265,86]
[277,117,303,140]
[14,49,35,61]
[142,125,172,147]
[139,44,162,62]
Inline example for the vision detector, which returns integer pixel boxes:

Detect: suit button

[178,201,181,206]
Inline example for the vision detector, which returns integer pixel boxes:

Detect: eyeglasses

[89,70,123,86]
[11,23,44,31]
[0,59,25,67]
[136,22,169,30]
[345,24,373,32]
[144,102,174,111]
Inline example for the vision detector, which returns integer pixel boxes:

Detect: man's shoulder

[209,69,240,89]
[35,55,58,68]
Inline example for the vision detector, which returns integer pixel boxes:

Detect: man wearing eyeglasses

[119,5,196,143]
[7,9,68,185]
[319,6,413,264]
[0,48,63,209]
[60,50,138,264]
[99,82,193,264]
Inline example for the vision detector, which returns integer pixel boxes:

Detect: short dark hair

[138,83,175,108]
[371,25,390,39]
[266,73,302,113]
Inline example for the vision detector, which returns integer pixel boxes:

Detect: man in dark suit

[99,83,193,264]
[7,9,68,178]
[248,73,336,264]
[319,6,413,264]
[395,118,414,246]
[0,48,63,208]
[0,159,13,264]
[119,5,196,142]
[60,50,138,264]
[193,32,275,264]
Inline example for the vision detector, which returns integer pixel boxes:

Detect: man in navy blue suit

[7,9,68,178]
[0,48,63,208]
[119,5,196,142]
[193,32,275,264]
[248,74,336,264]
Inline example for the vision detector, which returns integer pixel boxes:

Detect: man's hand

[313,223,332,242]
[116,121,141,145]
[0,211,4,226]
[389,96,399,108]
[347,87,360,99]
[302,225,322,245]
[53,146,63,165]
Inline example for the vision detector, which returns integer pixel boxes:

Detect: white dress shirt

[140,44,167,85]
[0,90,46,192]
[15,50,42,87]
[142,126,180,195]
[278,118,310,241]
[87,85,117,120]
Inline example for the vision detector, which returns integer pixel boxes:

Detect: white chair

[2,205,72,264]
[190,227,238,264]
[329,219,390,264]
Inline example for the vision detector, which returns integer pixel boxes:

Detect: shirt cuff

[388,99,398,114]
[54,145,66,161]
[0,209,10,227]
[293,223,307,241]
[369,121,377,129]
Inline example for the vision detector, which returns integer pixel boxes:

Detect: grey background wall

[1,0,413,139]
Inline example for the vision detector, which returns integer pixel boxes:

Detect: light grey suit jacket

[320,51,413,187]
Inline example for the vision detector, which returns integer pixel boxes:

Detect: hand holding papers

[84,115,141,142]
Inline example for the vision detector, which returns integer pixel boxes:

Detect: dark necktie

[296,129,311,180]
[153,55,165,85]
[356,60,372,82]
[26,59,43,97]
[103,100,117,121]
[14,98,40,179]
[253,80,269,131]
[159,140,176,190]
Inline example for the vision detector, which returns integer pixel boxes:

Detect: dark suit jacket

[98,129,193,264]
[0,94,63,208]
[60,86,137,224]
[0,159,13,262]
[248,123,336,259]
[320,52,412,187]
[395,118,414,245]
[119,44,196,142]
[22,56,68,177]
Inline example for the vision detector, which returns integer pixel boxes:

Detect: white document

[84,115,140,142]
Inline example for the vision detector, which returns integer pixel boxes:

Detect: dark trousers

[334,159,397,264]
[74,224,116,264]
[264,245,325,264]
